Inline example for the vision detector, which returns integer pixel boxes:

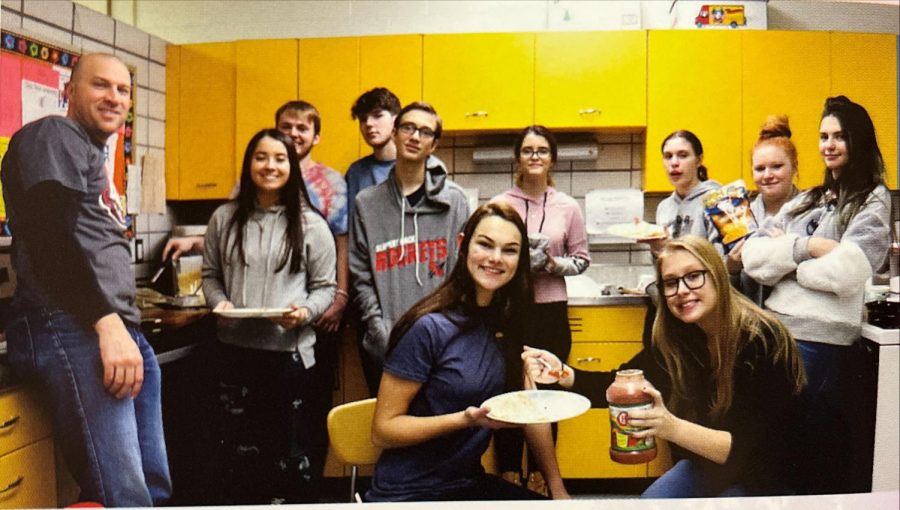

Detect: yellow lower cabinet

[557,409,644,479]
[0,388,51,457]
[0,438,56,509]
[568,306,646,343]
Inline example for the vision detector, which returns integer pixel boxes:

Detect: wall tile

[149,35,167,64]
[72,36,113,55]
[432,147,453,171]
[596,133,632,144]
[134,213,150,234]
[148,62,165,92]
[148,119,165,148]
[552,171,572,196]
[21,18,72,46]
[115,19,149,56]
[132,262,151,280]
[134,86,149,117]
[572,171,632,192]
[451,173,511,200]
[631,145,644,170]
[133,144,148,167]
[114,49,149,87]
[591,251,631,265]
[1,9,22,29]
[630,250,653,266]
[23,0,73,30]
[73,3,114,44]
[472,162,513,175]
[452,147,474,173]
[630,170,643,188]
[146,232,167,263]
[147,89,165,120]
[596,143,632,170]
[148,213,173,233]
[134,116,149,146]
[574,198,586,216]
[3,1,22,12]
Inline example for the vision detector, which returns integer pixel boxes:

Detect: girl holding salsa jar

[523,235,806,498]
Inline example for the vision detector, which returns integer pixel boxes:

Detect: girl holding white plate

[201,129,336,503]
[524,236,806,498]
[367,202,569,502]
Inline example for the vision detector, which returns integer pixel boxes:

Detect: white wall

[72,0,897,45]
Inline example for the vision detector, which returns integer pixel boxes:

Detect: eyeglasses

[521,147,552,159]
[397,122,436,140]
[660,270,708,297]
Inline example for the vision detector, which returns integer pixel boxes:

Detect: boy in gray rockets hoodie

[349,103,470,393]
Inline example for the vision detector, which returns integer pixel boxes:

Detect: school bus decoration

[695,5,746,28]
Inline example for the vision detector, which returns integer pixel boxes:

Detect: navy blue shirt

[367,310,507,502]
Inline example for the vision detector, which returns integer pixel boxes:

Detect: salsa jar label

[608,403,655,452]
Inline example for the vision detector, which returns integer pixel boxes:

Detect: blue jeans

[5,308,172,506]
[641,459,748,498]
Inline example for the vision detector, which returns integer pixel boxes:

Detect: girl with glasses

[366,203,568,501]
[523,235,805,498]
[490,125,589,491]
[741,96,891,494]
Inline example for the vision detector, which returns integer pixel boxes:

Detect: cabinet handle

[464,111,489,118]
[0,415,20,429]
[578,108,601,115]
[574,356,602,365]
[0,476,23,494]
[195,183,218,189]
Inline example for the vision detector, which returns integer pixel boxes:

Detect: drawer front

[0,437,56,509]
[0,388,52,455]
[568,342,643,373]
[568,306,646,343]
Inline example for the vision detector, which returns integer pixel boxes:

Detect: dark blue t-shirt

[367,311,507,502]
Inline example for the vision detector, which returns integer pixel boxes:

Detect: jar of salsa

[606,369,657,464]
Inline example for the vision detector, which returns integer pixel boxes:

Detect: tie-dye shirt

[303,161,348,236]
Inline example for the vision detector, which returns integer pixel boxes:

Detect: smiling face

[819,115,849,179]
[662,137,702,196]
[751,144,796,204]
[65,54,132,144]
[393,108,438,164]
[277,109,319,162]
[517,133,553,185]
[359,108,396,149]
[466,215,523,306]
[249,136,291,202]
[660,249,718,333]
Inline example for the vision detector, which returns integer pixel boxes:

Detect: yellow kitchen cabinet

[830,32,898,190]
[359,34,423,106]
[235,39,298,174]
[535,31,647,128]
[568,305,646,343]
[742,31,831,191]
[167,42,236,200]
[557,340,644,478]
[0,387,56,509]
[646,31,742,192]
[423,33,534,131]
[299,37,360,175]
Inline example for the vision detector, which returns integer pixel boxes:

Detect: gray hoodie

[349,158,471,362]
[202,201,336,368]
[655,179,721,241]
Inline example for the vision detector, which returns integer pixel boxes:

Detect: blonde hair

[652,236,805,421]
[752,115,799,176]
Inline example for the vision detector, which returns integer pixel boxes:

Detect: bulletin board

[0,29,135,235]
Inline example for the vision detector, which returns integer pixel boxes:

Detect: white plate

[606,221,666,240]
[482,390,590,424]
[213,308,291,319]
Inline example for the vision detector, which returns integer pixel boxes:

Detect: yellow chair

[327,398,381,502]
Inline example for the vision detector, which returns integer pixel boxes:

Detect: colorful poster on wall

[0,29,135,235]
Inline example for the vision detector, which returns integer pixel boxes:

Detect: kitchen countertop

[140,306,212,364]
[862,323,899,346]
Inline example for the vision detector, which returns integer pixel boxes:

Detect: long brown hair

[387,202,533,357]
[652,236,805,421]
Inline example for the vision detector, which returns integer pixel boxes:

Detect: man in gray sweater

[349,102,470,395]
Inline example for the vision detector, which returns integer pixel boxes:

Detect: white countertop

[862,323,899,346]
